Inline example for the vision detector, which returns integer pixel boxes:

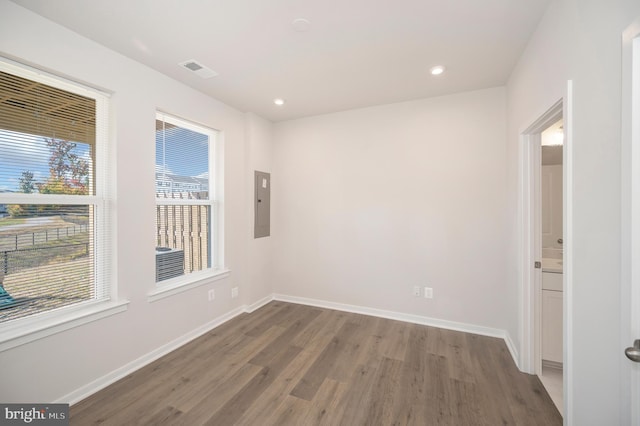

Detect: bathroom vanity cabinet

[542,271,563,364]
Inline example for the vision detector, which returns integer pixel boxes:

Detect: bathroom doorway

[537,118,564,414]
[519,96,570,417]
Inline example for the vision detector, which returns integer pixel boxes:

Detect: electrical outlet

[208,289,215,301]
[413,285,421,297]
[231,287,239,298]
[424,287,433,299]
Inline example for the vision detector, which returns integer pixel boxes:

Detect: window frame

[151,112,227,300]
[0,58,125,352]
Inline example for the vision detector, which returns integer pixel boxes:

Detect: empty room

[1,0,639,424]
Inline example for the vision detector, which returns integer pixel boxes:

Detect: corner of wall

[244,112,276,304]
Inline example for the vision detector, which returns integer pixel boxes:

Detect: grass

[0,215,94,323]
[2,234,90,274]
[0,257,92,323]
[0,233,93,323]
[0,217,26,227]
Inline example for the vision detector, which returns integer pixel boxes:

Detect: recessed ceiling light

[430,65,446,76]
[292,18,311,32]
[274,98,285,106]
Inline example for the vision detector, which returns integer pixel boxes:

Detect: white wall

[507,0,640,423]
[245,112,274,304]
[272,88,510,331]
[0,1,271,403]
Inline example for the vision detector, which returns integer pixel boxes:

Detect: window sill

[0,299,129,353]
[148,268,231,303]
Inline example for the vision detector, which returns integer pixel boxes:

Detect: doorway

[520,97,570,417]
[538,118,564,414]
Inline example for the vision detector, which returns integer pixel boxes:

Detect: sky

[155,126,209,179]
[0,124,209,193]
[0,130,91,192]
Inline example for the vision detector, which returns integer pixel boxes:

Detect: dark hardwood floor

[71,301,562,425]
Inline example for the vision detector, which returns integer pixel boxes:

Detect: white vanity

[542,258,563,364]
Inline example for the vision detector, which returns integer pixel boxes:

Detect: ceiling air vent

[178,59,218,79]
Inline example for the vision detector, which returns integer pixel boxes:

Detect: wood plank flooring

[70,302,562,425]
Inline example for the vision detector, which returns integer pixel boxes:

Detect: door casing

[621,17,640,426]
[519,86,573,419]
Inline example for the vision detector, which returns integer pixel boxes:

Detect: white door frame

[621,17,640,426]
[519,83,574,419]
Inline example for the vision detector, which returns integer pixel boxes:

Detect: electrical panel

[254,171,270,238]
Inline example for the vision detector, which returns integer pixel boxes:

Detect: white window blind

[0,60,110,324]
[155,112,217,283]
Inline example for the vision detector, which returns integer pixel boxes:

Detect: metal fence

[0,224,89,252]
[1,242,89,276]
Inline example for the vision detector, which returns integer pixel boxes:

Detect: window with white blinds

[155,112,218,284]
[0,60,110,324]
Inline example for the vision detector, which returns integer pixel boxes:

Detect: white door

[622,17,640,425]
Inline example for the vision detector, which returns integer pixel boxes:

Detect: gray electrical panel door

[254,171,270,238]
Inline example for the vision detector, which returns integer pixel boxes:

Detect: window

[0,60,110,324]
[155,112,219,285]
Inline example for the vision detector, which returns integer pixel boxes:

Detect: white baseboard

[503,331,520,369]
[542,359,563,370]
[245,295,274,313]
[273,293,521,369]
[60,292,521,405]
[58,305,247,405]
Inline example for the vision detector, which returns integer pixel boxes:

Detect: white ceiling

[10,0,551,122]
